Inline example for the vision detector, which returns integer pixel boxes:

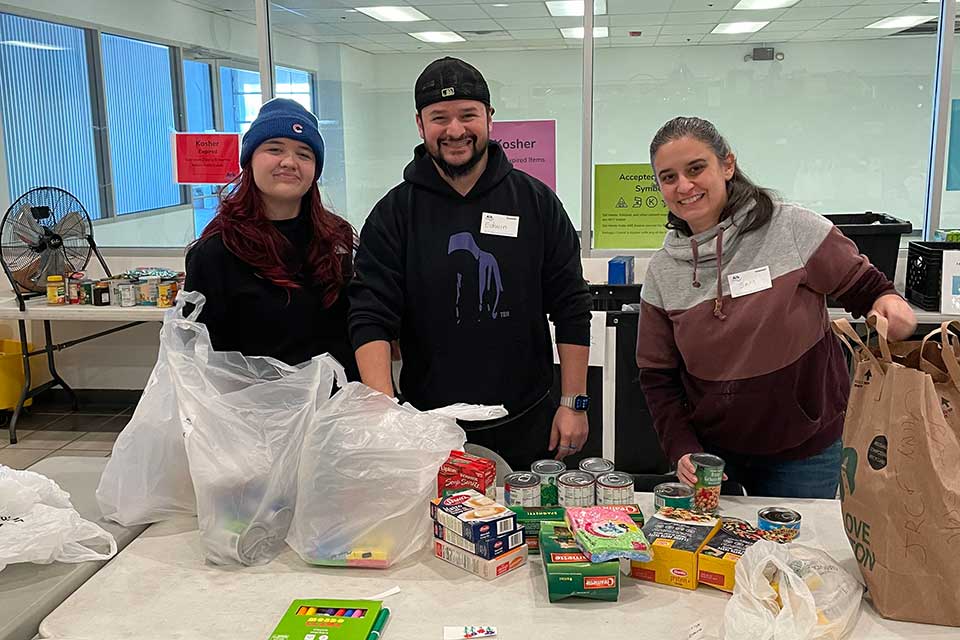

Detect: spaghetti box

[434,521,526,560]
[630,508,720,590]
[430,489,517,542]
[540,521,619,602]
[438,450,496,499]
[508,506,565,554]
[698,518,771,593]
[433,537,528,580]
[266,599,382,640]
[607,256,635,285]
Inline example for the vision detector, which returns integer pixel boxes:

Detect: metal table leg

[8,319,31,445]
[43,320,79,411]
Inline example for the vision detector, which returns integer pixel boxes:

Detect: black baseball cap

[415,57,490,112]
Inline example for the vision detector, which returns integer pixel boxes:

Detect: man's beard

[428,136,487,178]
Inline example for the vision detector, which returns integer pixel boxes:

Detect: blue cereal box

[430,489,518,542]
[434,522,526,559]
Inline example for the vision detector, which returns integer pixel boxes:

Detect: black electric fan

[0,187,111,309]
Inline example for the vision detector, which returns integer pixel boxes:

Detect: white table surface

[37,493,957,640]
[0,296,165,321]
[827,304,949,325]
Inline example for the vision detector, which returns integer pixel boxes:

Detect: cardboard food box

[539,521,620,602]
[266,599,382,640]
[430,489,517,542]
[434,522,526,560]
[508,506,565,554]
[698,517,771,593]
[433,537,528,580]
[438,450,496,499]
[630,507,720,590]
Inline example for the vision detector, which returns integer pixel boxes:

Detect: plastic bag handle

[60,520,118,563]
[174,289,206,322]
[317,353,347,388]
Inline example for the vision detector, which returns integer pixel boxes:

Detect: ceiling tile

[482,3,551,19]
[820,17,884,29]
[699,33,751,44]
[418,4,490,20]
[763,19,824,30]
[440,18,503,30]
[673,0,739,10]
[659,23,716,35]
[609,25,663,37]
[507,28,565,39]
[777,6,847,21]
[656,34,705,44]
[608,0,672,12]
[496,17,556,30]
[609,13,668,26]
[664,10,727,24]
[831,4,915,20]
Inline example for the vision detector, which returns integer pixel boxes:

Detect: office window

[101,33,179,215]
[184,59,215,133]
[0,13,101,217]
[276,65,313,112]
[220,66,261,134]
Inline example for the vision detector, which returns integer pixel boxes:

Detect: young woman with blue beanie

[185,98,358,376]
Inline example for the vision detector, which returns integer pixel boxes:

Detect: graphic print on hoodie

[348,142,591,415]
[448,231,505,324]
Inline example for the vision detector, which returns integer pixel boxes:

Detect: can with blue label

[757,507,801,542]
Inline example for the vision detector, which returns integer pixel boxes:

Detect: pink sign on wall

[491,119,557,191]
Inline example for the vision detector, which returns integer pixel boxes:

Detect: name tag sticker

[728,266,773,298]
[480,212,519,238]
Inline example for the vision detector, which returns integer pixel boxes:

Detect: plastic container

[0,340,48,410]
[905,241,960,311]
[46,275,65,305]
[589,284,641,311]
[823,212,912,283]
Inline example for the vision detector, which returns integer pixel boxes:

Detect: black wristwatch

[560,394,590,412]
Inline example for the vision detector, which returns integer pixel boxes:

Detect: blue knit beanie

[240,98,325,178]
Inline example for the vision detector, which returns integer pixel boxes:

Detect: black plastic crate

[905,241,960,311]
[589,284,641,311]
[824,212,912,283]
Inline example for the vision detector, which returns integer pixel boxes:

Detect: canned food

[504,472,542,507]
[66,277,81,305]
[109,279,131,306]
[157,280,178,308]
[757,507,802,542]
[93,282,111,306]
[46,275,65,305]
[531,459,565,506]
[579,457,615,478]
[690,453,725,514]
[558,470,596,507]
[79,280,94,305]
[653,482,695,512]
[596,471,635,505]
[119,283,136,307]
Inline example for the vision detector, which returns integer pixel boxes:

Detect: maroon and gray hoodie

[636,201,895,465]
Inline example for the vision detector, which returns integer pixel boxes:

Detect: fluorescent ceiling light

[545,0,607,17]
[492,3,510,6]
[560,26,608,38]
[355,6,429,22]
[733,0,799,9]
[711,21,768,34]
[409,31,465,43]
[0,40,66,51]
[865,15,936,29]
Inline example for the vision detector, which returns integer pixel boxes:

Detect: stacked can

[596,471,635,505]
[504,472,542,507]
[531,460,565,507]
[557,471,596,507]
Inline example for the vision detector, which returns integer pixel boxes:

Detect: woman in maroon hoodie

[636,116,916,498]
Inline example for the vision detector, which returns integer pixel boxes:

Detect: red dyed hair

[197,169,355,307]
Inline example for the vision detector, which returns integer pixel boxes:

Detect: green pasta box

[266,599,383,640]
[539,521,620,603]
[509,506,565,554]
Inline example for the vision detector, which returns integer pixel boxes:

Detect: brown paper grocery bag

[833,317,960,627]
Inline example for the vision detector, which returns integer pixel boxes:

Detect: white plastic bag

[721,540,862,640]
[1,465,117,572]
[96,295,202,526]
[169,291,344,566]
[287,382,467,569]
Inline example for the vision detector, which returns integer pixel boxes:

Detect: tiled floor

[0,401,133,469]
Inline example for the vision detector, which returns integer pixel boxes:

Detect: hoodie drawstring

[713,227,727,320]
[690,238,701,289]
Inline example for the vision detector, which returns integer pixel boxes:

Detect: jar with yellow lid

[46,275,65,305]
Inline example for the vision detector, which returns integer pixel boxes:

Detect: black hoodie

[348,141,591,414]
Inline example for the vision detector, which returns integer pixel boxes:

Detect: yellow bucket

[0,339,49,410]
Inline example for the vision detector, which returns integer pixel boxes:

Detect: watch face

[574,395,590,411]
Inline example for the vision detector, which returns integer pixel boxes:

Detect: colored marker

[352,609,365,618]
[345,610,355,617]
[323,609,336,615]
[367,608,390,640]
[296,606,309,616]
[335,609,347,617]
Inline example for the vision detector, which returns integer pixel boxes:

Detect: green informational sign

[593,164,669,249]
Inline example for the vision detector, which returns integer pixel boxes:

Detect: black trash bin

[824,212,912,284]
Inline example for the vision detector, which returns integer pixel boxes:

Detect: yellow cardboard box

[698,517,766,592]
[630,508,720,590]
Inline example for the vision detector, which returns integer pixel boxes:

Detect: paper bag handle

[865,312,892,363]
[940,321,960,392]
[832,318,885,382]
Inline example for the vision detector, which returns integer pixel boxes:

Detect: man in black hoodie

[348,57,592,470]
